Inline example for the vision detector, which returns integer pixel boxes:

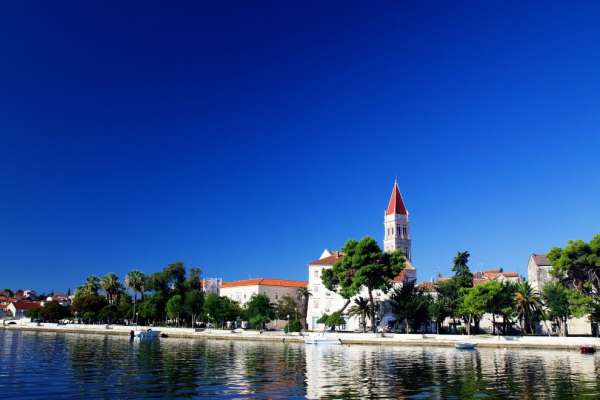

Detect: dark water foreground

[1,329,600,399]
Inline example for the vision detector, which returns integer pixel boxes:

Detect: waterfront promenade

[3,321,599,350]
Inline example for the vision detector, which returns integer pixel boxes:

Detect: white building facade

[307,181,416,331]
[220,278,307,306]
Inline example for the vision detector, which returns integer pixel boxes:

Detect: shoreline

[2,323,600,350]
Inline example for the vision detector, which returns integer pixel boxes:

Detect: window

[313,300,319,309]
[313,285,319,293]
[314,269,319,278]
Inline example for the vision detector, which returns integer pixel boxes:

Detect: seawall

[3,322,600,350]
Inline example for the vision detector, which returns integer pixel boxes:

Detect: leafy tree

[296,288,311,330]
[514,281,544,334]
[390,283,431,333]
[458,286,487,335]
[3,289,14,297]
[72,292,108,323]
[25,307,41,320]
[125,270,145,322]
[276,294,299,320]
[548,234,600,296]
[284,319,302,333]
[203,294,242,328]
[452,251,473,289]
[39,301,71,322]
[542,281,590,336]
[184,289,204,327]
[98,304,120,323]
[322,237,406,332]
[245,294,275,330]
[317,311,345,331]
[348,297,370,333]
[138,294,163,325]
[166,295,184,326]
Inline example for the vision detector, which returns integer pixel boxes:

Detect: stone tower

[383,180,411,260]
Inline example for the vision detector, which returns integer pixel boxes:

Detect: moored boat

[455,341,477,350]
[135,328,160,341]
[304,334,342,345]
[580,345,596,354]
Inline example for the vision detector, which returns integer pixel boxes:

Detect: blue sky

[1,2,599,292]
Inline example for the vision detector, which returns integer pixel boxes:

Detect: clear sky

[1,1,599,292]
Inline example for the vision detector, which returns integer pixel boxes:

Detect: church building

[306,180,416,331]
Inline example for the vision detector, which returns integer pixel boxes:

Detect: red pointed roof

[386,181,408,215]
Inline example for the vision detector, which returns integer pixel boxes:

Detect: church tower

[383,180,411,260]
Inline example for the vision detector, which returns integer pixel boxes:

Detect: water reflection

[1,330,600,399]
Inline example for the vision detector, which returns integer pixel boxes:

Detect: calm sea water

[1,329,600,399]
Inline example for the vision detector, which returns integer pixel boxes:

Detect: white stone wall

[527,256,553,292]
[220,284,302,307]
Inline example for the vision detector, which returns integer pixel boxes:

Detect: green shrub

[284,319,302,333]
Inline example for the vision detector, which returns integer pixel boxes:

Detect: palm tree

[348,297,370,332]
[297,288,312,330]
[81,275,100,296]
[101,273,121,304]
[514,280,543,335]
[125,270,145,324]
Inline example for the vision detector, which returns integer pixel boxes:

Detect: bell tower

[383,180,411,260]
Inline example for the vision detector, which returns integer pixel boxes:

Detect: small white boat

[304,334,342,345]
[455,341,477,350]
[135,329,159,341]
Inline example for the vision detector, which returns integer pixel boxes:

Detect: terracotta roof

[386,181,408,216]
[221,278,307,289]
[12,301,42,310]
[417,282,437,292]
[309,251,344,266]
[532,254,551,266]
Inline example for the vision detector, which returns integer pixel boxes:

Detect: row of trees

[29,262,308,332]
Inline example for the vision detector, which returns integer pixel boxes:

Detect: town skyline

[2,2,600,292]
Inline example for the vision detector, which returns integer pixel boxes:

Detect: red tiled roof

[417,282,437,292]
[221,278,307,289]
[309,251,344,266]
[532,254,551,266]
[12,301,42,310]
[386,181,408,216]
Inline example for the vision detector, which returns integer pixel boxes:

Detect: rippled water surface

[2,330,600,399]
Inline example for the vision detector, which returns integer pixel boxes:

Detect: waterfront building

[7,301,42,318]
[527,253,553,291]
[220,278,307,306]
[202,278,223,295]
[307,181,416,331]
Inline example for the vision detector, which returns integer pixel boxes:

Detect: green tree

[390,283,431,333]
[39,301,71,322]
[203,294,241,328]
[138,294,162,325]
[348,297,370,333]
[184,289,204,327]
[72,292,108,323]
[245,293,275,330]
[80,276,101,297]
[100,273,122,304]
[548,234,600,296]
[452,251,473,289]
[284,319,302,333]
[514,281,544,334]
[542,281,590,336]
[276,294,299,321]
[322,237,406,332]
[458,286,487,335]
[125,270,145,323]
[317,311,345,331]
[166,294,184,326]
